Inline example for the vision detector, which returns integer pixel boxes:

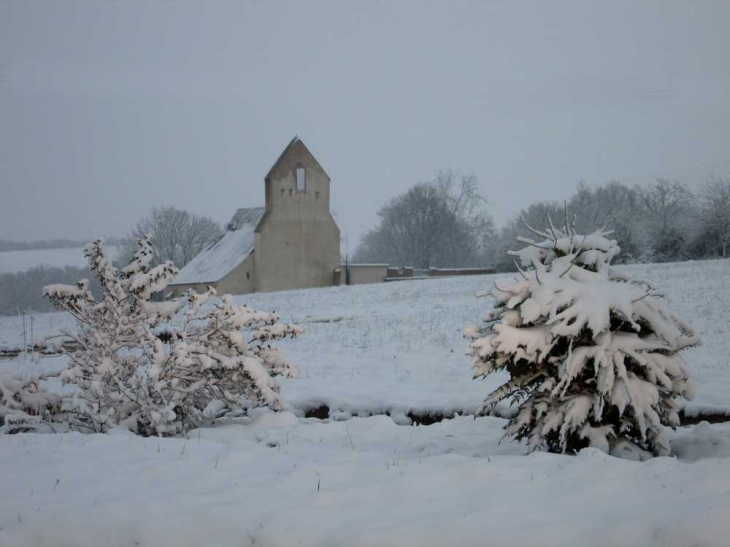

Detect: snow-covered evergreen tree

[466,219,698,458]
[44,236,300,436]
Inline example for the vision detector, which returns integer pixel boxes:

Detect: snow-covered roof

[171,207,265,285]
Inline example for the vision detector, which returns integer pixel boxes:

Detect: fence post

[22,309,27,359]
[30,315,35,357]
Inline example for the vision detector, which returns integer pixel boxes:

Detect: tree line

[354,174,730,271]
[1,207,222,315]
[0,237,125,252]
[0,265,102,316]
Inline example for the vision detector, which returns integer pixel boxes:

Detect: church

[169,137,341,296]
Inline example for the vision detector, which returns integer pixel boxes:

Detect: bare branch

[520,216,552,240]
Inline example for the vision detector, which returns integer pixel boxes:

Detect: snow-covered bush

[0,371,60,433]
[43,236,300,436]
[466,219,698,458]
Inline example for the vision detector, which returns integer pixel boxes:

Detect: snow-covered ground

[0,246,120,274]
[6,259,727,418]
[2,414,730,546]
[1,258,730,546]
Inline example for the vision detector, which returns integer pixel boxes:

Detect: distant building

[169,137,341,296]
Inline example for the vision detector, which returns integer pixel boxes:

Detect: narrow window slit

[296,167,306,192]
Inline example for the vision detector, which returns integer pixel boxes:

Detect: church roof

[170,207,265,286]
[264,135,328,181]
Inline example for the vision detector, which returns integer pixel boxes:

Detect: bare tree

[639,180,696,261]
[434,169,496,256]
[354,171,495,268]
[118,207,222,268]
[694,177,730,258]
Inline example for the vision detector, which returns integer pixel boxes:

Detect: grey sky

[2,0,729,247]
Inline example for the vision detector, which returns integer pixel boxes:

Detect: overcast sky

[2,0,729,246]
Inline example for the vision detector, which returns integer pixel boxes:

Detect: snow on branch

[40,236,301,436]
[0,372,61,433]
[467,223,697,458]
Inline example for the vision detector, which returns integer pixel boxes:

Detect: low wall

[428,267,495,277]
[346,264,389,285]
[338,264,494,286]
[386,266,414,279]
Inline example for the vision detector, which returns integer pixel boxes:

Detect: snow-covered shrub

[43,236,300,436]
[466,219,698,457]
[0,371,60,433]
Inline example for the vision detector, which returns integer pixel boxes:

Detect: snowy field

[0,246,120,274]
[2,258,730,546]
[4,258,728,418]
